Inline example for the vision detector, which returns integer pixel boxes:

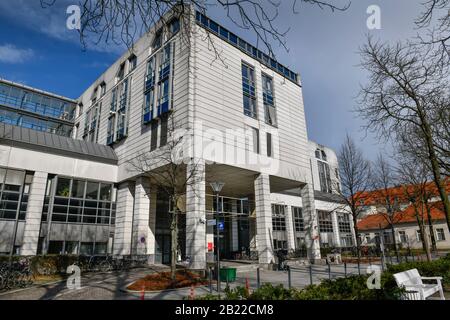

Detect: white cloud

[0,44,34,63]
[0,0,125,54]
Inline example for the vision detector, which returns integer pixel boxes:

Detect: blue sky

[0,1,424,161]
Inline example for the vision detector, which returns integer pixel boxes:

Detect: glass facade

[0,168,33,221]
[0,81,76,137]
[42,176,116,225]
[195,11,299,84]
[39,176,116,255]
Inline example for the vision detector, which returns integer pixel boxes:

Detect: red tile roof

[355,179,450,206]
[357,202,446,231]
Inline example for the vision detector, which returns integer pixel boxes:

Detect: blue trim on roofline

[195,11,300,86]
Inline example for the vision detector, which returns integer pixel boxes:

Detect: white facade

[0,7,352,267]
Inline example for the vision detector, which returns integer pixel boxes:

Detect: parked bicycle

[0,258,34,291]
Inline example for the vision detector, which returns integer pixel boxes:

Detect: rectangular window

[160,114,168,147]
[318,210,333,233]
[262,74,277,126]
[128,55,137,72]
[398,230,407,243]
[337,213,352,233]
[266,132,273,157]
[251,127,259,154]
[271,204,286,231]
[242,63,257,119]
[292,206,304,232]
[169,18,180,36]
[436,228,446,241]
[318,161,332,193]
[416,230,422,242]
[150,121,158,151]
[157,44,172,116]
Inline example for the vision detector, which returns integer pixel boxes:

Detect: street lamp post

[210,181,225,294]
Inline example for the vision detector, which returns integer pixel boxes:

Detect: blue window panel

[158,101,170,116]
[252,47,258,58]
[242,82,255,97]
[116,128,126,140]
[270,59,277,69]
[196,11,201,22]
[229,33,238,45]
[219,27,229,39]
[159,65,170,80]
[263,93,274,106]
[143,112,153,124]
[210,20,219,33]
[145,75,155,91]
[201,14,208,27]
[278,63,284,74]
[239,39,246,50]
[257,50,263,60]
[107,135,114,145]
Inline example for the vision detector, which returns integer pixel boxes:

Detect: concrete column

[113,182,134,255]
[20,172,48,256]
[148,187,157,263]
[301,183,321,261]
[185,159,206,270]
[132,177,154,257]
[231,200,239,252]
[331,211,341,248]
[254,173,274,265]
[285,205,296,251]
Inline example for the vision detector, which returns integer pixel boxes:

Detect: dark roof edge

[0,123,118,165]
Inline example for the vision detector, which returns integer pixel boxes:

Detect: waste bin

[219,267,237,282]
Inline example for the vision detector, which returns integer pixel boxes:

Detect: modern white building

[0,7,353,269]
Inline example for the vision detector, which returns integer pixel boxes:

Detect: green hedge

[386,254,450,286]
[0,255,80,275]
[197,276,404,300]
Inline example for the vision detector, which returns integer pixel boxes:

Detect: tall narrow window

[128,54,137,72]
[144,57,156,124]
[242,63,257,119]
[157,44,172,116]
[251,127,259,154]
[266,132,273,157]
[292,207,304,232]
[318,161,332,193]
[262,74,277,126]
[150,121,158,151]
[160,114,168,147]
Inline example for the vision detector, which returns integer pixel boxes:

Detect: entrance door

[155,234,171,265]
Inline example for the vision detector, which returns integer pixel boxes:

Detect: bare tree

[416,0,450,64]
[395,153,436,261]
[370,154,403,261]
[357,36,450,233]
[127,113,201,280]
[40,0,349,57]
[334,135,372,258]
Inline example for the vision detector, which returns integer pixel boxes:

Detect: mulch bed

[127,271,209,291]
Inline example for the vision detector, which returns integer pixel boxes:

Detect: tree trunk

[425,201,437,253]
[390,223,400,261]
[170,210,178,281]
[422,119,450,233]
[414,205,432,262]
[352,213,361,259]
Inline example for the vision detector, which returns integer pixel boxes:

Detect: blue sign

[218,221,225,231]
